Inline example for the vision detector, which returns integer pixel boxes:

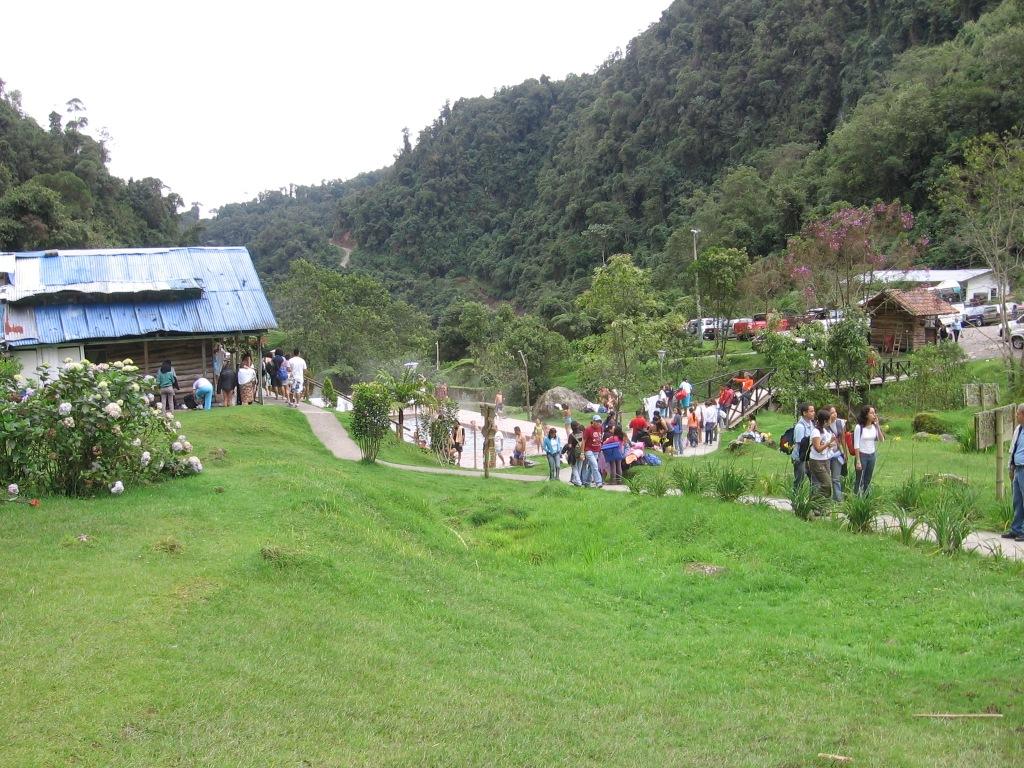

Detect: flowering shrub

[0,358,203,497]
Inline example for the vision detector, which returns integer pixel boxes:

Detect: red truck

[733,313,793,340]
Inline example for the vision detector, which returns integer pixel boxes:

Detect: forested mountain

[203,0,1023,318]
[0,84,191,251]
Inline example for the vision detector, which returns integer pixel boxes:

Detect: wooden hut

[863,289,956,352]
[1,247,276,391]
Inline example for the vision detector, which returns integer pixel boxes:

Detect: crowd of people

[788,402,884,501]
[153,345,307,411]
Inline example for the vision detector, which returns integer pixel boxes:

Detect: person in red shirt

[628,409,649,442]
[582,414,606,488]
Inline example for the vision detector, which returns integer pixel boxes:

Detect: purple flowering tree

[786,202,925,309]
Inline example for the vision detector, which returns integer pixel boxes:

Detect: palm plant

[377,368,432,442]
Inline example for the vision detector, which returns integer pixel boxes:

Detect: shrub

[892,506,924,546]
[351,381,393,462]
[842,493,881,533]
[1,358,201,497]
[427,398,460,464]
[790,482,820,520]
[892,474,926,512]
[912,412,950,434]
[712,463,751,502]
[670,463,705,495]
[624,474,645,495]
[321,376,337,409]
[923,489,977,555]
[956,423,978,453]
[645,471,671,498]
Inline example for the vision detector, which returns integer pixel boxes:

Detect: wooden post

[482,404,495,480]
[996,413,1005,501]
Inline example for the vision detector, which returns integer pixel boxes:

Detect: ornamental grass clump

[670,463,705,495]
[712,463,751,502]
[842,492,881,533]
[1,359,203,497]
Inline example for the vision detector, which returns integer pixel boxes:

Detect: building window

[991,288,998,300]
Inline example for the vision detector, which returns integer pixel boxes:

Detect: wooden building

[863,289,957,352]
[1,247,276,389]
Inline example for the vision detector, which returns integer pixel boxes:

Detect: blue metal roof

[2,247,277,347]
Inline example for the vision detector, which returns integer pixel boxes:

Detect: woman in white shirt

[853,405,884,495]
[808,410,836,498]
[237,354,258,405]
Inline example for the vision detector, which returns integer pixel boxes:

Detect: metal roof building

[1,247,275,348]
[1,247,277,391]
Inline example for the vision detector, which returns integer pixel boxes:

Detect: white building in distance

[859,268,1008,305]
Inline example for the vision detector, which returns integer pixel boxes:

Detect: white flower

[62,417,75,428]
[187,456,203,473]
[178,435,187,442]
[110,480,125,495]
[124,365,138,372]
[103,402,122,419]
[143,375,155,382]
[98,381,110,389]
[145,393,154,403]
[123,358,134,365]
[172,441,184,453]
[130,383,140,392]
[182,441,193,453]
[58,402,72,417]
[140,451,151,467]
[174,421,181,429]
[7,483,18,497]
[97,363,109,371]
[113,361,124,369]
[132,438,142,447]
[63,357,73,364]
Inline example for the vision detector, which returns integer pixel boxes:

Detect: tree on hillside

[578,254,659,379]
[690,247,750,361]
[786,202,923,309]
[934,130,1024,349]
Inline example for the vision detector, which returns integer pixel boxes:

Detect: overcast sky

[2,1,669,214]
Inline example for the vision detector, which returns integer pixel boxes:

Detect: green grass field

[1,407,1021,766]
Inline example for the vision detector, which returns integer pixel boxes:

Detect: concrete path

[280,401,1023,559]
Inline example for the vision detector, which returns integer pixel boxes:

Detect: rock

[913,431,940,441]
[533,387,593,417]
[939,433,958,443]
[685,562,726,576]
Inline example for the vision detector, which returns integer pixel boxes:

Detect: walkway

[282,402,1022,559]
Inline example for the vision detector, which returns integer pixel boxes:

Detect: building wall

[963,274,1004,303]
[869,309,927,352]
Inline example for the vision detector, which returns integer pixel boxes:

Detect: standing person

[272,349,289,399]
[492,429,506,467]
[192,376,214,411]
[212,343,227,390]
[512,426,527,466]
[792,402,815,491]
[563,421,584,486]
[671,405,685,456]
[543,428,563,481]
[218,363,237,408]
[561,403,573,441]
[853,404,884,495]
[1003,404,1024,541]
[494,390,504,416]
[809,410,836,499]
[951,316,962,343]
[533,418,544,454]
[286,349,307,407]
[156,360,177,412]
[602,426,626,484]
[717,385,735,426]
[582,414,605,488]
[237,355,257,405]
[628,409,649,442]
[702,399,719,445]
[451,423,466,466]
[679,379,692,410]
[827,406,848,501]
[686,406,700,448]
[263,353,276,399]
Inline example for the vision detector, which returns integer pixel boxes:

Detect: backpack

[276,365,289,383]
[780,425,811,461]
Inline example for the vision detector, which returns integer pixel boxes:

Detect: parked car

[688,317,728,340]
[730,317,753,337]
[963,303,1019,327]
[1008,327,1024,350]
[998,316,1024,338]
[802,307,844,330]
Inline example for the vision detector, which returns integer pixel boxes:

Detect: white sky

[2,1,669,214]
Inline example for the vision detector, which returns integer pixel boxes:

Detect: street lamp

[691,228,702,323]
[657,349,666,380]
[517,349,531,418]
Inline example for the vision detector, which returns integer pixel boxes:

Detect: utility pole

[435,340,440,371]
[517,349,530,419]
[691,228,702,323]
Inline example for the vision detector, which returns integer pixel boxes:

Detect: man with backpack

[787,402,815,491]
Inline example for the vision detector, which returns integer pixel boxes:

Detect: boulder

[533,387,592,417]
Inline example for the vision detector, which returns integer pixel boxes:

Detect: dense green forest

[202,0,1023,320]
[0,84,191,250]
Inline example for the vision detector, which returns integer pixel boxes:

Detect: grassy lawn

[1,407,1021,766]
